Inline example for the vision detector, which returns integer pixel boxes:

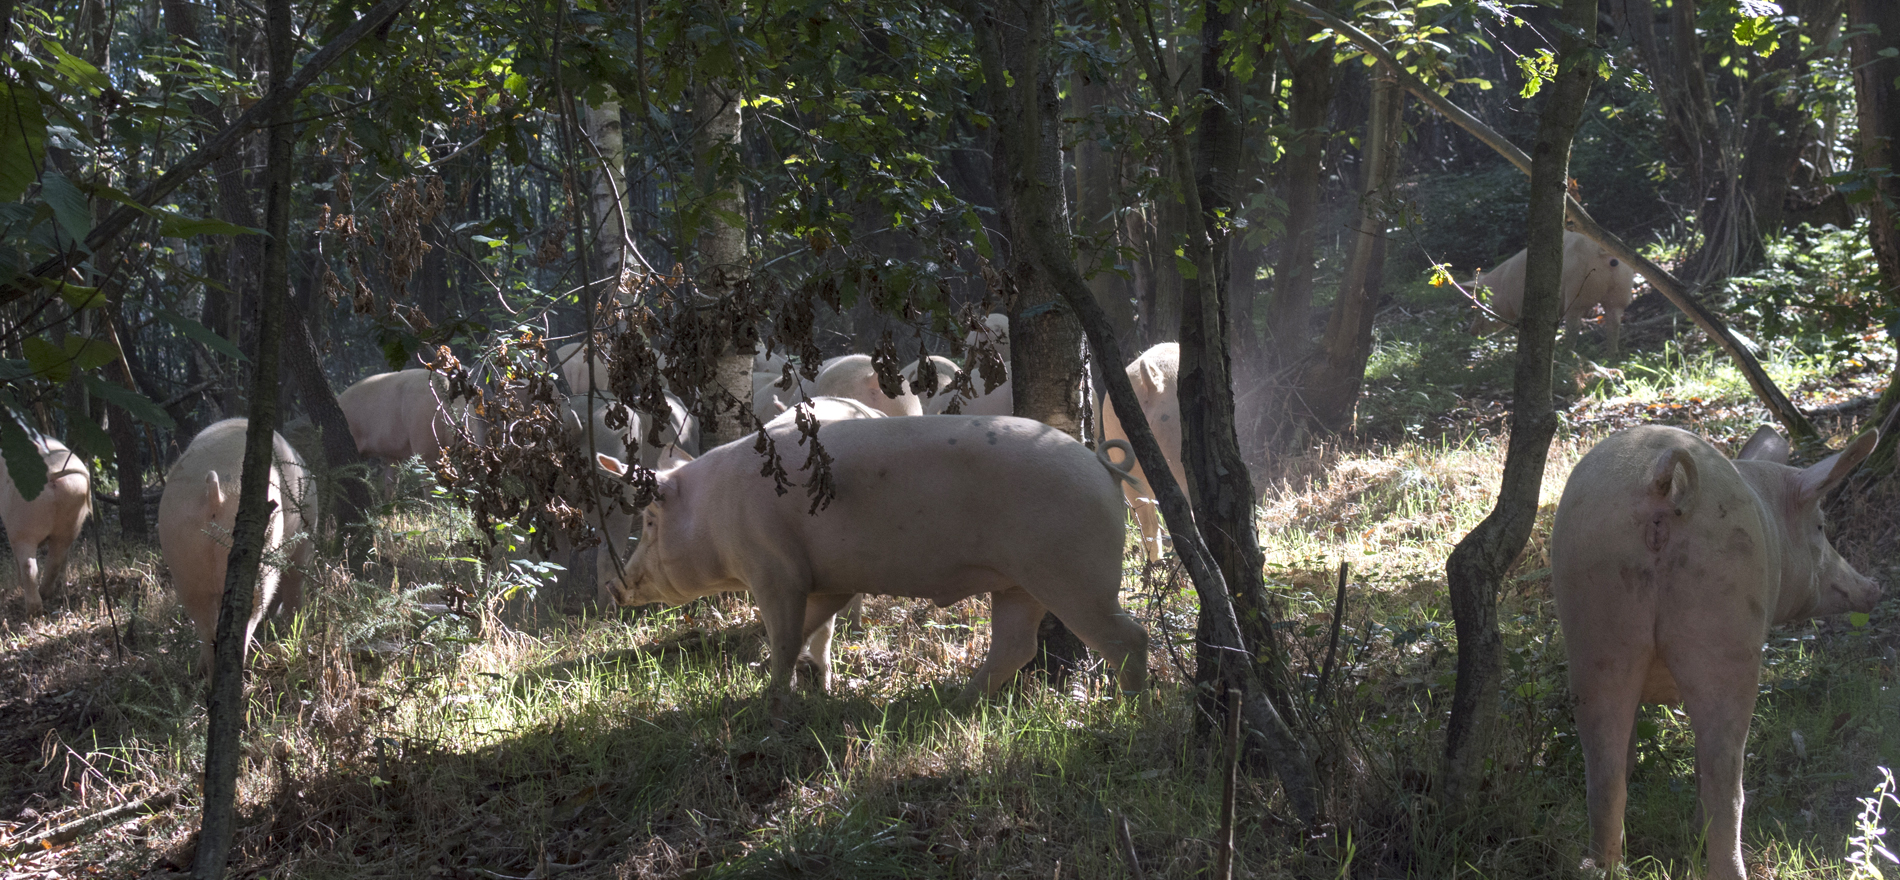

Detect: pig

[967,312,1010,363]
[812,354,922,417]
[763,395,886,429]
[1469,230,1638,355]
[336,369,476,464]
[1097,343,1187,562]
[158,419,317,669]
[595,415,1149,704]
[903,355,1012,416]
[1550,424,1881,880]
[0,431,91,616]
[753,368,817,423]
[554,341,609,397]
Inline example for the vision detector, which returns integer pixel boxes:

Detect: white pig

[812,354,922,417]
[158,419,317,669]
[752,368,817,423]
[1550,424,1880,880]
[335,369,474,464]
[903,355,1012,416]
[595,415,1148,703]
[1470,230,1638,355]
[763,395,886,429]
[0,431,91,615]
[966,312,1010,364]
[554,341,609,397]
[1097,343,1187,562]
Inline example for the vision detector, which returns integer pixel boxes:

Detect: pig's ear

[1737,426,1790,463]
[1142,358,1168,394]
[597,452,630,478]
[1795,430,1879,503]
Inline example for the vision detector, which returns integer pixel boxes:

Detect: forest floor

[3,262,1899,879]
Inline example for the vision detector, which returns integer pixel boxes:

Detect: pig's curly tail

[1096,439,1141,488]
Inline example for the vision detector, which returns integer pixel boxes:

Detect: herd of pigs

[0,238,1884,879]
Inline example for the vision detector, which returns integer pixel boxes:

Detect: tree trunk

[969,0,1320,822]
[1182,0,1289,714]
[694,77,756,449]
[1261,15,1336,454]
[1849,0,1900,473]
[1299,64,1400,436]
[583,98,628,298]
[1441,0,1596,804]
[106,362,147,541]
[1071,74,1138,348]
[975,0,1088,681]
[193,0,292,869]
[285,291,371,557]
[1738,0,1843,241]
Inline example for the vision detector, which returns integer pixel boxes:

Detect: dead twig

[1215,686,1242,880]
[1114,811,1145,880]
[2,787,179,855]
[1316,561,1349,702]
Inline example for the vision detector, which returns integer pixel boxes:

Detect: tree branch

[4,0,409,305]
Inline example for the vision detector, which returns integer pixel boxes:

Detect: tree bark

[973,0,1089,680]
[1261,14,1336,453]
[1299,64,1399,436]
[693,76,757,449]
[1180,0,1290,717]
[192,0,293,869]
[970,0,1321,823]
[1738,0,1843,241]
[1848,0,1900,473]
[285,291,370,557]
[1071,75,1139,348]
[1441,0,1596,804]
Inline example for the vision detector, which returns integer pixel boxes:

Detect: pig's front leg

[751,574,816,697]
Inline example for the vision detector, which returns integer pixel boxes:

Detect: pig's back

[708,415,1125,602]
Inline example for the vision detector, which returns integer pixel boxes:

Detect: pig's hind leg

[13,537,44,615]
[957,587,1048,705]
[797,592,856,692]
[1664,640,1762,880]
[1036,588,1148,697]
[1567,634,1651,873]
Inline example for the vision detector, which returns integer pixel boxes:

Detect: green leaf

[156,307,247,362]
[1174,248,1199,280]
[83,375,175,428]
[1732,16,1772,46]
[64,335,119,371]
[41,172,92,246]
[45,41,111,94]
[1849,611,1870,628]
[33,274,104,310]
[0,83,48,203]
[65,409,113,466]
[22,336,72,383]
[964,209,992,259]
[0,409,47,500]
[157,214,264,238]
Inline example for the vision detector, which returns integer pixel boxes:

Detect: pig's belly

[802,546,1016,606]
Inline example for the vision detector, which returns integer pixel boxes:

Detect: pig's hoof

[23,599,43,616]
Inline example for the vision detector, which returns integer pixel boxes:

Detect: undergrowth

[2,264,1896,878]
